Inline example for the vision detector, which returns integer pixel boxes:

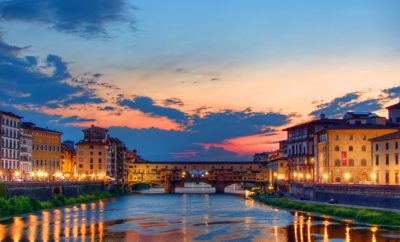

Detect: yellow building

[60,141,76,178]
[316,125,398,184]
[370,131,400,185]
[76,126,109,180]
[21,122,62,180]
[266,141,288,184]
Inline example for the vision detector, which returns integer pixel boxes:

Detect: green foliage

[0,183,6,198]
[252,193,400,226]
[0,191,116,218]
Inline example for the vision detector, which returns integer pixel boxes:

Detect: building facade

[19,128,33,180]
[0,111,22,181]
[316,124,398,184]
[266,141,288,184]
[76,125,109,180]
[22,122,62,180]
[283,115,342,182]
[61,141,76,179]
[370,131,400,185]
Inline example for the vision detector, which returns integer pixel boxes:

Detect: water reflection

[0,193,400,241]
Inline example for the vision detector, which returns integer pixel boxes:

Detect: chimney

[320,113,326,120]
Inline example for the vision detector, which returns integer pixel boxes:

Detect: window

[335,146,339,152]
[375,144,379,151]
[349,146,353,152]
[361,159,367,166]
[375,155,379,166]
[396,142,399,149]
[363,135,367,141]
[349,159,354,167]
[335,159,340,167]
[396,154,399,165]
[385,171,390,185]
[386,142,389,150]
[396,172,399,185]
[361,146,366,152]
[386,154,390,165]
[349,135,353,140]
[335,135,339,140]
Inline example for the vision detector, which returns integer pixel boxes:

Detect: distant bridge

[128,161,268,193]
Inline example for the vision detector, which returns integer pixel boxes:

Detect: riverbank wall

[1,182,125,201]
[289,182,400,209]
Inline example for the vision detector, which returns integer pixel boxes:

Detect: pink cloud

[40,104,185,131]
[204,131,286,155]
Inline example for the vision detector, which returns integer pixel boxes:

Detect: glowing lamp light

[371,173,377,180]
[306,174,311,180]
[344,173,351,181]
[14,171,20,177]
[299,173,304,179]
[322,173,328,179]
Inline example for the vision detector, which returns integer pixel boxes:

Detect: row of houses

[264,98,400,186]
[0,111,140,183]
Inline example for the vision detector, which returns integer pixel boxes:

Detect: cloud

[383,86,400,99]
[188,109,289,143]
[106,108,291,160]
[163,98,184,107]
[118,96,190,125]
[0,0,136,38]
[310,92,382,117]
[0,37,104,106]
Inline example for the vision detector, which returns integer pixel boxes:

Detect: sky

[1,0,400,161]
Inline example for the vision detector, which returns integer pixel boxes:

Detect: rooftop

[21,122,62,134]
[0,111,22,119]
[282,118,343,131]
[370,131,400,142]
[316,123,399,133]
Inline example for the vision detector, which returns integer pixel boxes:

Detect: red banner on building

[341,151,347,166]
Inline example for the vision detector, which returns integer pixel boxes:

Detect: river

[0,183,400,241]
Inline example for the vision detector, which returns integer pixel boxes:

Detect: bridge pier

[215,182,225,194]
[164,181,176,194]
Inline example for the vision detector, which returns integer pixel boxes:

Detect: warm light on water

[1,188,400,241]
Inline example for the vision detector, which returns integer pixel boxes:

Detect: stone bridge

[128,161,268,193]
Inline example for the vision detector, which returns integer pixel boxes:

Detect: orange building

[21,122,62,180]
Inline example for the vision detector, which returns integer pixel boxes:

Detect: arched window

[335,146,340,152]
[349,159,355,167]
[335,159,340,167]
[361,159,367,166]
[361,146,366,152]
[349,146,353,152]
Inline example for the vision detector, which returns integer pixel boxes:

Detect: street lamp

[322,173,328,183]
[371,173,377,185]
[344,173,351,184]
